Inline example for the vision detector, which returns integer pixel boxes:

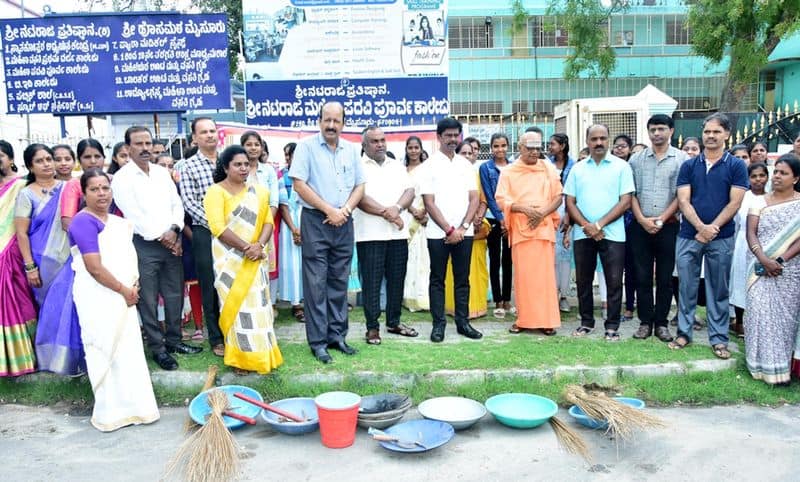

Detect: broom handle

[223,410,257,425]
[201,365,219,392]
[233,392,305,422]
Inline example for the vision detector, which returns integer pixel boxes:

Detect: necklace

[34,179,57,195]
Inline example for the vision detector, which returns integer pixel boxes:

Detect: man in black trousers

[112,126,202,370]
[289,101,365,363]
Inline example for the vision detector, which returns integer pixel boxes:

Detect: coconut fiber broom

[564,385,665,442]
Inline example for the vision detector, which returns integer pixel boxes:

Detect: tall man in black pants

[422,117,482,343]
[354,126,416,345]
[179,117,225,357]
[629,114,687,342]
[290,101,365,364]
[112,126,202,370]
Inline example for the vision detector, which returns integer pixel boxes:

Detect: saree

[17,182,85,376]
[0,178,37,376]
[744,198,800,385]
[209,185,283,374]
[71,214,159,431]
[445,220,490,319]
[277,179,303,305]
[403,166,430,311]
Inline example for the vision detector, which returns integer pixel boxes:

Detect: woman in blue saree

[14,144,84,376]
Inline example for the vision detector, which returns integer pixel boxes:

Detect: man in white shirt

[421,117,482,342]
[354,126,416,346]
[112,126,202,371]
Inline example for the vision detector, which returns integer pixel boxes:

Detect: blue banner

[0,13,231,114]
[245,77,449,128]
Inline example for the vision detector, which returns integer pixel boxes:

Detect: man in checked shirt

[179,117,225,357]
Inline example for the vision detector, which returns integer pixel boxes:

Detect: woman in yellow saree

[203,146,283,374]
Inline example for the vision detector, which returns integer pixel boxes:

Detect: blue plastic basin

[261,397,319,435]
[568,397,646,430]
[188,385,263,430]
[484,393,558,429]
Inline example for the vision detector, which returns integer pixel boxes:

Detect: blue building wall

[446,0,729,120]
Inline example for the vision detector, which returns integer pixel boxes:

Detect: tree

[544,0,627,79]
[547,0,800,111]
[687,0,800,111]
[193,0,242,77]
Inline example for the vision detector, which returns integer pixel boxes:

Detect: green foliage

[687,0,800,109]
[510,0,529,35]
[193,0,243,77]
[546,0,628,79]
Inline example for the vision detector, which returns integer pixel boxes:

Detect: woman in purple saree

[14,144,85,376]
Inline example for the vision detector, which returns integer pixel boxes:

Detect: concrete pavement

[2,403,798,481]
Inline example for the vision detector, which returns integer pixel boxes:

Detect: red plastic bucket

[314,391,361,448]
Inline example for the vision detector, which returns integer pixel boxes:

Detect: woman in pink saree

[0,140,37,376]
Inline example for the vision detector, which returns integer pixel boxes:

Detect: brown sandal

[386,323,418,337]
[539,328,557,336]
[712,344,731,359]
[508,323,522,334]
[365,329,381,345]
[668,336,690,350]
[292,307,306,323]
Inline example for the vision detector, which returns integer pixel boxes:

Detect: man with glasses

[495,131,563,335]
[564,124,635,341]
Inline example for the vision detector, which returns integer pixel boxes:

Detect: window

[451,101,503,116]
[531,16,569,47]
[448,17,493,49]
[666,16,692,45]
[512,100,528,114]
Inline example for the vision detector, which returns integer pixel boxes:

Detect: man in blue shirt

[670,113,748,359]
[564,124,635,341]
[289,101,365,363]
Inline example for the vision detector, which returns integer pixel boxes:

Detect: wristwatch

[776,256,785,265]
[654,219,663,227]
[170,224,181,235]
[461,222,471,230]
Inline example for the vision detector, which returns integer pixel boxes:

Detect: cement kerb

[153,358,736,391]
[11,358,738,393]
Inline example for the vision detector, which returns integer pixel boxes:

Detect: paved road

[2,403,798,481]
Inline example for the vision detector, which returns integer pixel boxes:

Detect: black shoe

[312,346,332,364]
[166,342,203,355]
[153,352,178,371]
[430,324,445,343]
[632,324,652,340]
[328,341,357,355]
[457,323,483,339]
[655,326,674,343]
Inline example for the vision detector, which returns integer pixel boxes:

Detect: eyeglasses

[613,144,629,149]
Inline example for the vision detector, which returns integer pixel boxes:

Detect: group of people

[2,104,799,432]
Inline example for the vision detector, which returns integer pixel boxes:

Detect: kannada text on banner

[242,0,448,127]
[0,13,231,115]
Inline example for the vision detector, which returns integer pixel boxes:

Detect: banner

[0,13,231,114]
[243,0,449,127]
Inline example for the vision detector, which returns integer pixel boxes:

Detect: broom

[166,366,242,482]
[548,416,592,463]
[183,365,219,432]
[564,385,665,442]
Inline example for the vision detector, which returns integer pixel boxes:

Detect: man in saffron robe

[495,131,563,335]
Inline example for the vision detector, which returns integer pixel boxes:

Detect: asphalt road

[2,402,799,481]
